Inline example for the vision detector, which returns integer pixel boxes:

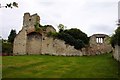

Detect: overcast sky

[0,0,119,39]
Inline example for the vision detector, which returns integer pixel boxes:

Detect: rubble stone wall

[113,45,120,62]
[13,13,112,56]
[13,28,27,55]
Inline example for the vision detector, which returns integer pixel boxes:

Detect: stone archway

[26,32,42,54]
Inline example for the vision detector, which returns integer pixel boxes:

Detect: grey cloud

[0,0,118,39]
[38,1,55,6]
[89,24,116,35]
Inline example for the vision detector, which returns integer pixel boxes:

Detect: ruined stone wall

[13,13,113,56]
[46,27,56,33]
[89,35,97,46]
[26,32,42,55]
[41,37,55,55]
[85,44,112,56]
[42,37,82,56]
[13,28,27,55]
[88,34,112,55]
[113,45,120,62]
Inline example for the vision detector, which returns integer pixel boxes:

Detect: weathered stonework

[113,45,120,62]
[13,28,27,55]
[41,37,83,56]
[87,34,113,55]
[13,13,112,56]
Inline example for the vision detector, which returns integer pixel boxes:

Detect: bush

[110,26,120,48]
[8,29,16,43]
[74,39,85,49]
[47,27,89,50]
[57,32,85,50]
[57,32,75,45]
[2,42,13,55]
[63,28,89,45]
[47,32,58,38]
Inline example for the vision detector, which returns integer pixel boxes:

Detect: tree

[56,28,89,50]
[111,26,120,48]
[58,24,66,33]
[2,41,13,55]
[57,32,75,46]
[74,39,85,49]
[63,28,89,45]
[0,2,18,8]
[8,29,16,44]
[48,24,89,50]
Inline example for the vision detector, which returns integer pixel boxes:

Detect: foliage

[34,23,53,32]
[58,24,66,33]
[34,22,41,32]
[8,29,16,44]
[44,25,53,28]
[31,22,89,50]
[2,40,13,55]
[74,39,85,49]
[63,28,89,45]
[57,32,85,49]
[57,32,75,45]
[2,29,16,55]
[47,31,87,50]
[47,32,58,38]
[0,2,18,8]
[57,28,89,49]
[48,27,89,50]
[43,25,53,31]
[2,53,119,78]
[110,26,120,48]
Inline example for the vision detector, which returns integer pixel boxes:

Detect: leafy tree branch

[0,2,18,8]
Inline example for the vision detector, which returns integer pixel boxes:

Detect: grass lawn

[2,53,119,78]
[0,56,2,79]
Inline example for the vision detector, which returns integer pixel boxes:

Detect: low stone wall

[41,37,83,56]
[113,45,120,62]
[13,33,112,56]
[85,44,112,56]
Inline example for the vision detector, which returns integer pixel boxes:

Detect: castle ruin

[13,13,112,56]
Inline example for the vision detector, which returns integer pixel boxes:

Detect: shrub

[47,32,58,38]
[74,39,85,49]
[47,27,89,50]
[8,29,16,44]
[2,41,13,55]
[63,28,89,45]
[57,32,85,50]
[110,26,120,48]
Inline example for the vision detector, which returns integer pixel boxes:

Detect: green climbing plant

[34,22,41,32]
[34,16,42,32]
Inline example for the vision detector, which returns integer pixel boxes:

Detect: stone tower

[13,13,42,55]
[23,13,40,27]
[13,13,56,55]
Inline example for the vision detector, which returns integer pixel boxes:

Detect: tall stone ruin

[13,13,112,56]
[13,13,82,56]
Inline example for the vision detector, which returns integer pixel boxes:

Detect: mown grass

[0,56,2,79]
[2,53,119,78]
